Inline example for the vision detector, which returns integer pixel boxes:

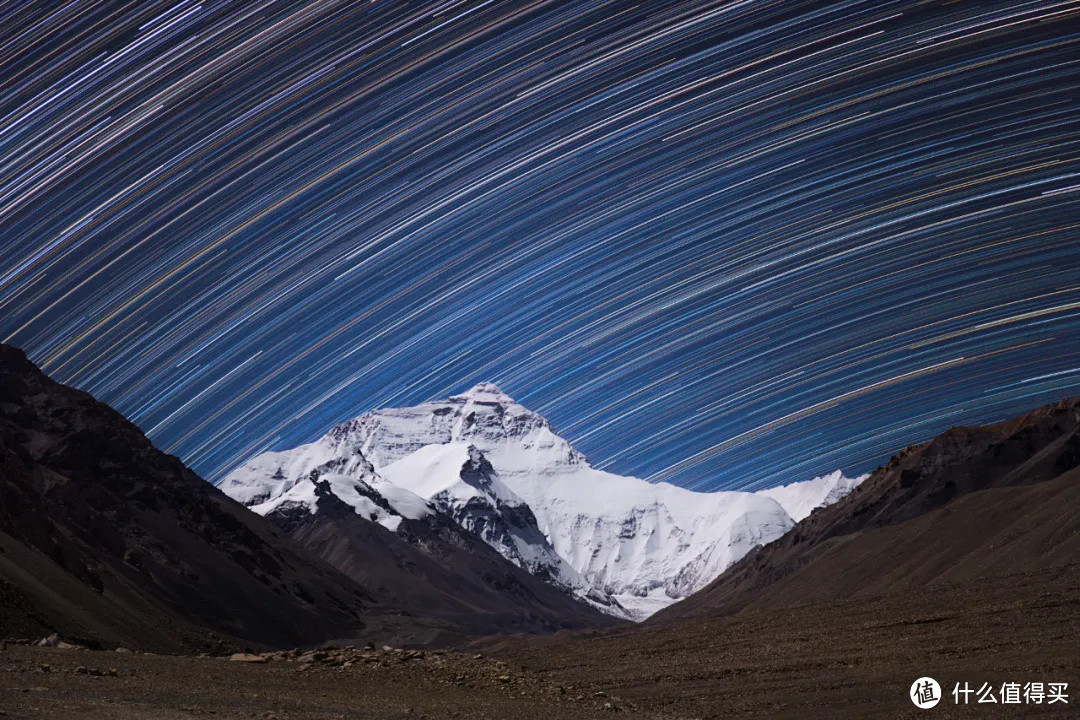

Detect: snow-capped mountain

[218,427,433,533]
[221,382,862,619]
[377,442,587,591]
[220,394,598,608]
[756,469,867,522]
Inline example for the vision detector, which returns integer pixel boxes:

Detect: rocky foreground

[4,559,1080,719]
[0,640,652,720]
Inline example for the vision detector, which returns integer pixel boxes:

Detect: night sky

[1,1,1078,491]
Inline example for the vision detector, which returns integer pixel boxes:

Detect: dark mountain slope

[655,396,1080,620]
[473,397,1080,718]
[0,343,610,650]
[269,479,617,647]
[0,343,376,650]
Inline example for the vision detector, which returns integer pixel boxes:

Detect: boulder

[228,653,267,663]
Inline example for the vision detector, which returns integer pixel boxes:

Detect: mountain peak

[450,381,515,404]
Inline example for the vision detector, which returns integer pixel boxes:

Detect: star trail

[1,0,1078,491]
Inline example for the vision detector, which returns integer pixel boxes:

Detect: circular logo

[911,677,941,709]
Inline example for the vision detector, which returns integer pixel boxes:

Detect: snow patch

[756,470,867,522]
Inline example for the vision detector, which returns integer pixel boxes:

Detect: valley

[2,3,1076,718]
[4,343,1080,718]
[4,561,1077,719]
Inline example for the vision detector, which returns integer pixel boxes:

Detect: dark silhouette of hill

[654,396,1080,620]
[468,397,1080,717]
[0,343,609,652]
[267,480,616,647]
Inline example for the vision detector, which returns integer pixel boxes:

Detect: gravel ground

[2,566,1077,719]
[0,643,660,720]
[483,566,1080,719]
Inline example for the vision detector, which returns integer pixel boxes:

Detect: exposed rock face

[655,396,1080,621]
[376,441,585,592]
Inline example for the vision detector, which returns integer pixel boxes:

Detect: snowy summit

[220,382,865,619]
[448,381,516,403]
